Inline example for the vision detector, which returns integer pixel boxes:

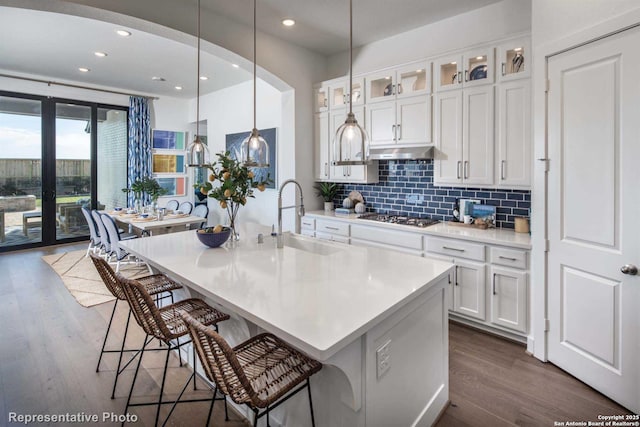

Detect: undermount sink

[282,234,340,256]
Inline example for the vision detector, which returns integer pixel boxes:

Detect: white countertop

[120,224,453,360]
[306,211,532,249]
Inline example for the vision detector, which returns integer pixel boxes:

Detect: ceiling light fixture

[78,67,90,72]
[282,18,295,27]
[187,0,209,168]
[116,29,131,37]
[239,0,270,168]
[94,52,107,58]
[232,64,239,68]
[333,0,370,167]
[199,76,208,80]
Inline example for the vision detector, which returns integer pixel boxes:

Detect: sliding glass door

[0,91,127,252]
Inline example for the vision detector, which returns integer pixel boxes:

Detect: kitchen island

[120,224,453,427]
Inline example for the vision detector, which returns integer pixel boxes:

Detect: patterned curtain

[127,96,152,207]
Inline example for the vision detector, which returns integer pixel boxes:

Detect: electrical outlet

[376,340,391,379]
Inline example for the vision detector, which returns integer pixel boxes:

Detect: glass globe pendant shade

[333,112,370,166]
[187,135,210,167]
[240,128,269,168]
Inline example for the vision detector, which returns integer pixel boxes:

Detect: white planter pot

[324,201,334,212]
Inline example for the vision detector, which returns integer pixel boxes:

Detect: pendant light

[333,0,370,166]
[187,0,210,167]
[240,0,270,168]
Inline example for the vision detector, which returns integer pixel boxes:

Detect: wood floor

[0,243,632,426]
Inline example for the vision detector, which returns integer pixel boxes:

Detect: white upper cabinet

[434,47,495,92]
[314,111,330,180]
[314,84,329,112]
[365,61,430,103]
[329,77,365,110]
[497,79,531,188]
[496,37,531,82]
[434,86,494,186]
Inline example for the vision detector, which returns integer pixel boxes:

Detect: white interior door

[547,27,640,413]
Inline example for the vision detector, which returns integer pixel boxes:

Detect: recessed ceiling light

[199,76,208,81]
[476,56,484,60]
[450,62,457,65]
[94,51,108,58]
[514,47,523,52]
[175,86,183,90]
[282,18,295,27]
[232,64,239,68]
[78,67,90,72]
[116,29,131,37]
[152,76,166,81]
[416,69,423,73]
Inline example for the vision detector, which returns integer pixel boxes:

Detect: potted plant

[314,182,340,212]
[122,177,167,212]
[195,151,271,240]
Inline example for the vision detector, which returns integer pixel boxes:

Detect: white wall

[192,79,289,230]
[327,0,531,78]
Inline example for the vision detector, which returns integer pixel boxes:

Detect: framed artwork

[152,130,186,150]
[157,177,186,196]
[153,154,185,174]
[225,128,276,189]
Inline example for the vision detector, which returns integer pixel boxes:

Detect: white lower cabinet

[350,223,423,256]
[490,265,527,333]
[453,260,486,320]
[314,218,350,243]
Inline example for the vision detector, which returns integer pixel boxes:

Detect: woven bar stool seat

[89,253,183,399]
[118,274,230,427]
[179,312,322,427]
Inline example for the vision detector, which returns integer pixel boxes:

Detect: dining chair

[176,312,322,427]
[178,201,193,214]
[89,253,183,399]
[191,204,209,229]
[165,200,179,211]
[82,207,101,257]
[92,209,110,256]
[117,274,230,427]
[100,213,147,273]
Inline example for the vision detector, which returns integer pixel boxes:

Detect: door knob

[621,264,638,275]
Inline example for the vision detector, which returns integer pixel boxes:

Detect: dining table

[104,210,205,236]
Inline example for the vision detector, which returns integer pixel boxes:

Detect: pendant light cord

[253,0,257,129]
[349,0,353,115]
[196,0,201,140]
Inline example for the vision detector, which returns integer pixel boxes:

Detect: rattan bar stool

[118,274,230,427]
[178,312,322,427]
[89,253,183,399]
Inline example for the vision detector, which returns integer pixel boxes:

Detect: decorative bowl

[196,227,231,248]
[139,213,149,219]
[114,207,123,211]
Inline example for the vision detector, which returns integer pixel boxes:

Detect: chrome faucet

[277,179,305,248]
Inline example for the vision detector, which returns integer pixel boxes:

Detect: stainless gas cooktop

[358,213,439,228]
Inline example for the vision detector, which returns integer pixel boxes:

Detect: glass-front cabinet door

[462,48,495,88]
[365,70,395,103]
[434,54,463,92]
[496,37,530,81]
[396,63,430,98]
[329,77,364,110]
[314,84,328,112]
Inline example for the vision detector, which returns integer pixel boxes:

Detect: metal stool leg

[123,335,151,426]
[111,309,132,399]
[154,345,172,427]
[96,299,118,372]
[307,379,316,427]
[205,388,217,426]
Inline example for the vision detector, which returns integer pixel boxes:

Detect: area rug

[42,249,150,307]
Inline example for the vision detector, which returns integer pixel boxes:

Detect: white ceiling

[0,1,502,98]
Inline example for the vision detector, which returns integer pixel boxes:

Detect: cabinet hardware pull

[464,70,469,82]
[448,273,451,285]
[464,161,469,179]
[343,94,347,104]
[455,266,459,286]
[501,62,506,76]
[457,71,462,84]
[325,226,339,231]
[501,160,506,180]
[443,246,465,252]
[498,256,517,261]
[397,124,402,140]
[392,124,396,138]
[324,162,328,177]
[392,84,397,95]
[457,161,462,179]
[324,99,327,108]
[492,273,497,295]
[398,83,403,94]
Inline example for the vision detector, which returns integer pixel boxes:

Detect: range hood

[368,146,435,160]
